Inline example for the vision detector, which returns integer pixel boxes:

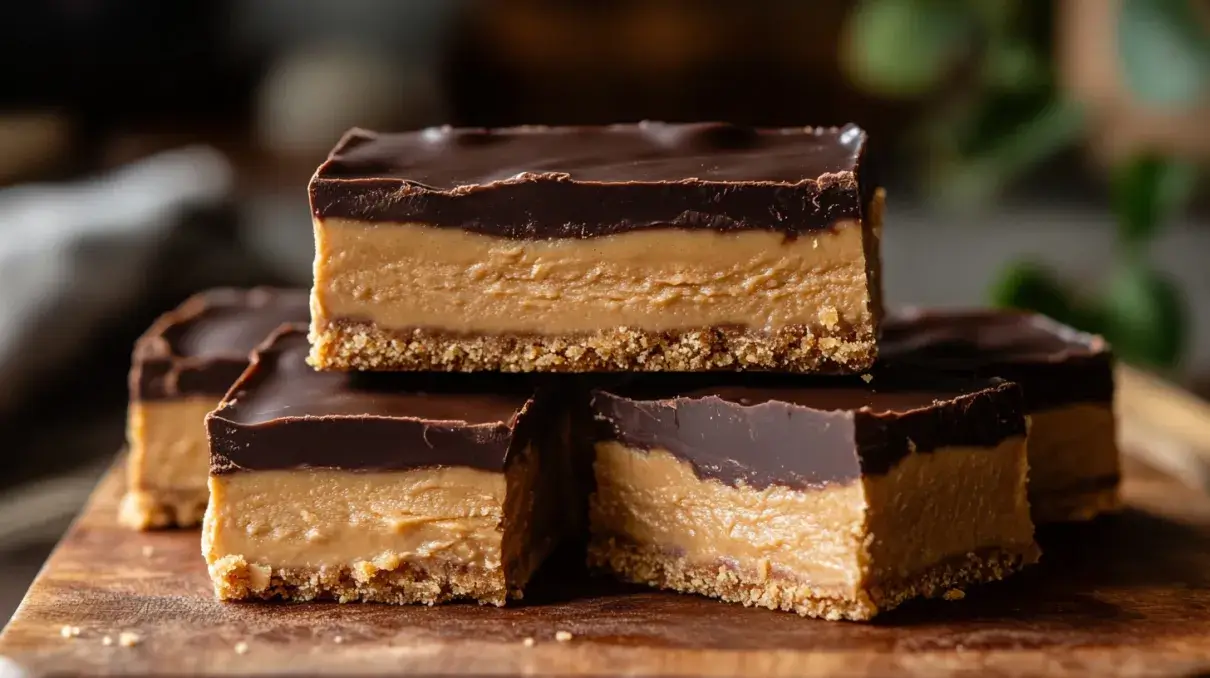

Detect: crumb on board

[234,641,249,655]
[333,635,345,644]
[522,637,535,647]
[59,625,80,639]
[119,632,141,647]
[943,589,966,601]
[102,636,114,646]
[142,545,155,558]
[860,373,873,383]
[554,631,573,643]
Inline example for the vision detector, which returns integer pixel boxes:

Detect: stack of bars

[121,123,1121,621]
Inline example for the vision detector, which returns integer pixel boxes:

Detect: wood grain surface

[1,451,1210,678]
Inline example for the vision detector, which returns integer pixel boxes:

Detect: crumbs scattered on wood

[119,631,141,647]
[234,641,249,655]
[522,637,535,647]
[943,589,965,601]
[554,630,573,642]
[59,625,80,639]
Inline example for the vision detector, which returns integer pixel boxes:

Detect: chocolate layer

[880,309,1114,411]
[310,122,872,237]
[207,325,540,475]
[130,288,309,401]
[591,371,1025,489]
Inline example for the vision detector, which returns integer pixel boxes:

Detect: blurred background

[0,0,1207,620]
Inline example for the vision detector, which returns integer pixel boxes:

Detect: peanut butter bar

[882,309,1120,523]
[202,325,564,606]
[587,372,1039,621]
[120,288,308,530]
[308,122,884,373]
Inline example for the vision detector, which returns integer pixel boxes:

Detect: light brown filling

[203,467,506,572]
[591,441,868,591]
[311,208,879,336]
[126,398,218,493]
[862,436,1035,582]
[1026,403,1121,498]
[590,436,1033,594]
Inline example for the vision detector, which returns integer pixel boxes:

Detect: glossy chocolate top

[880,309,1114,411]
[310,122,872,238]
[207,326,537,475]
[130,288,310,401]
[591,371,1026,490]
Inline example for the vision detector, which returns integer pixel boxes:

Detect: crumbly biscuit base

[1031,479,1121,524]
[588,538,1039,622]
[118,488,208,530]
[208,554,512,606]
[309,321,876,373]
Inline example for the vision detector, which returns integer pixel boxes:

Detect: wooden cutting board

[0,454,1208,678]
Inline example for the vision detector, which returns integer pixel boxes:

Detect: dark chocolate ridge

[590,373,1026,490]
[208,416,521,476]
[207,325,537,475]
[130,287,310,401]
[880,309,1114,412]
[309,123,871,238]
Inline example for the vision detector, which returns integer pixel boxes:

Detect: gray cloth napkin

[0,146,233,414]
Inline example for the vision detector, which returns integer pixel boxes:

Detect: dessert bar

[308,122,884,374]
[587,372,1038,620]
[202,325,564,605]
[121,288,308,529]
[881,309,1120,522]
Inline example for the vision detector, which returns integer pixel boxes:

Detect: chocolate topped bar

[587,371,1036,620]
[592,372,1025,489]
[131,288,310,401]
[208,327,537,476]
[121,287,310,530]
[880,309,1120,523]
[203,324,565,607]
[308,123,884,374]
[880,309,1113,411]
[310,123,871,237]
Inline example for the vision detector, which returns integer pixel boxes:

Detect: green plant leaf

[929,98,1085,207]
[989,260,1074,323]
[1118,0,1210,108]
[982,39,1047,92]
[1113,155,1199,246]
[844,0,973,98]
[1103,260,1187,367]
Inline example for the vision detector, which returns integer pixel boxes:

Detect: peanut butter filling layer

[589,437,1035,600]
[311,212,878,338]
[1027,403,1121,522]
[203,467,506,572]
[121,397,218,529]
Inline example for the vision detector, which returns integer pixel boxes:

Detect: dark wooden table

[2,448,1210,677]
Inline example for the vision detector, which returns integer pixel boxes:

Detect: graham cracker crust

[588,538,1040,621]
[208,554,513,606]
[309,321,876,373]
[1031,477,1121,524]
[118,488,208,530]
